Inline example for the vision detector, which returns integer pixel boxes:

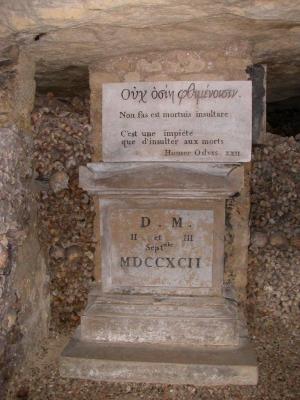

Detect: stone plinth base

[60,336,258,386]
[81,293,239,346]
[61,291,258,385]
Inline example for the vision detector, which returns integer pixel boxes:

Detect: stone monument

[61,81,258,385]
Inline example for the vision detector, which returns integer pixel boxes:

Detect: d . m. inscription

[121,215,201,270]
[106,209,214,290]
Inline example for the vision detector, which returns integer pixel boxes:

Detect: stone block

[80,294,239,346]
[60,337,258,386]
[102,81,252,163]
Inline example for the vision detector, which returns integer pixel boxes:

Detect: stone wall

[0,54,49,397]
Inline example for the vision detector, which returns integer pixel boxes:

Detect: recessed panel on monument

[101,199,224,296]
[102,81,252,163]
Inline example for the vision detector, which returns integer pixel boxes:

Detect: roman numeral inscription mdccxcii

[102,208,214,292]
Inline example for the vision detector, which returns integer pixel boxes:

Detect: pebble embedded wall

[32,95,95,330]
[248,134,300,334]
[0,53,49,396]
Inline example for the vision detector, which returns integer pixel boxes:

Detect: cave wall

[0,53,49,396]
[2,44,298,399]
[1,0,299,102]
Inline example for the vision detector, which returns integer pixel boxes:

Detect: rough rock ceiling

[1,0,300,101]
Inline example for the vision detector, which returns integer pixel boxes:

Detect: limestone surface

[0,1,300,100]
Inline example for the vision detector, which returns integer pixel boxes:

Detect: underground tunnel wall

[0,53,49,396]
[0,49,299,398]
[28,91,299,398]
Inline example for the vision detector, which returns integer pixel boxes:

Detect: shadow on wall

[267,96,300,137]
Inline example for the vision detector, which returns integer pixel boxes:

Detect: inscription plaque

[103,81,252,163]
[101,200,225,295]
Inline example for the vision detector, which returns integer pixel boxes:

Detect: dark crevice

[34,33,47,41]
[267,96,300,137]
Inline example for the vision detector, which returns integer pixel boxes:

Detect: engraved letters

[103,81,252,162]
[116,211,211,277]
[120,256,201,268]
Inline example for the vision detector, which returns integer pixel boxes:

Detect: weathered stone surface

[0,65,15,127]
[224,163,251,301]
[89,53,251,163]
[65,245,83,263]
[0,1,299,100]
[14,227,50,351]
[102,81,252,163]
[104,208,214,292]
[79,163,244,198]
[0,55,47,398]
[78,162,245,299]
[60,338,258,385]
[0,125,48,396]
[0,243,8,270]
[290,234,300,249]
[49,171,69,193]
[81,294,239,346]
[99,200,225,296]
[270,232,289,248]
[251,231,269,248]
[49,245,65,261]
[0,127,31,235]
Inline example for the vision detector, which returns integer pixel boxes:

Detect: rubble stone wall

[0,54,49,397]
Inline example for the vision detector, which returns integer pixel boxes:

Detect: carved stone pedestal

[60,162,258,385]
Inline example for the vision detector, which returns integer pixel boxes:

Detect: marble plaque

[102,81,252,162]
[101,201,221,295]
